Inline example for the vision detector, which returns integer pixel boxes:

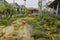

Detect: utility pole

[3,0,5,6]
[56,2,59,16]
[24,0,26,9]
[24,0,26,16]
[13,0,15,4]
[41,0,42,16]
[38,0,42,16]
[13,0,15,3]
[24,0,26,6]
[4,0,5,2]
[0,0,5,5]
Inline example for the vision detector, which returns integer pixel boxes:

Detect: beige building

[27,7,38,15]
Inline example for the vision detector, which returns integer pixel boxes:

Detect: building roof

[10,3,38,11]
[47,1,52,6]
[19,5,25,8]
[10,3,20,8]
[48,0,60,9]
[27,7,39,11]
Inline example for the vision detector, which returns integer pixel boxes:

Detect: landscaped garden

[0,2,60,40]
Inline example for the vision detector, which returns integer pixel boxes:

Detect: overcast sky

[6,0,38,8]
[6,0,54,8]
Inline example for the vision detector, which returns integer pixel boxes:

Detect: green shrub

[42,16,57,25]
[32,28,44,39]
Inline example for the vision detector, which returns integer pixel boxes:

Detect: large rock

[11,19,33,37]
[37,38,48,40]
[0,19,33,40]
[22,37,34,40]
[0,26,5,32]
[3,36,20,40]
[2,36,34,40]
[2,26,14,37]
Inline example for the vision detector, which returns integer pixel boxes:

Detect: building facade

[48,0,60,16]
[27,7,38,15]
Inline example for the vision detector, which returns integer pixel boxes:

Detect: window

[17,7,19,11]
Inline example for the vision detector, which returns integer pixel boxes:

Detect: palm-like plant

[0,2,16,19]
[0,2,17,26]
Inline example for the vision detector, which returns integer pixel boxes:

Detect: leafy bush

[41,16,57,25]
[25,15,60,40]
[20,9,30,17]
[32,28,44,39]
[0,2,22,26]
[25,17,44,39]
